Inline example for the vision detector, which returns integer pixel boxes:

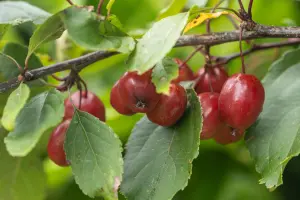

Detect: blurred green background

[1,0,300,199]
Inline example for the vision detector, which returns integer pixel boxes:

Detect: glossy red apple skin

[214,126,244,145]
[64,91,106,121]
[195,67,228,94]
[198,92,222,140]
[47,120,71,167]
[172,58,195,84]
[147,84,187,127]
[118,70,161,113]
[110,80,135,116]
[219,73,265,130]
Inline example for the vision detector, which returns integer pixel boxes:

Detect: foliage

[0,0,300,200]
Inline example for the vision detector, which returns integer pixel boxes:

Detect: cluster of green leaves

[1,0,300,200]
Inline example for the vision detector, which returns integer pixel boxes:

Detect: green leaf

[65,110,123,199]
[158,0,188,20]
[128,12,189,74]
[1,83,30,131]
[121,89,201,200]
[245,48,300,189]
[0,43,43,80]
[0,1,50,25]
[0,130,46,200]
[26,11,65,62]
[107,14,126,32]
[152,57,178,94]
[0,24,9,40]
[4,89,64,157]
[61,7,135,53]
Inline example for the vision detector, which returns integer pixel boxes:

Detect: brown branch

[1,24,300,93]
[0,51,117,93]
[215,39,300,64]
[176,24,300,47]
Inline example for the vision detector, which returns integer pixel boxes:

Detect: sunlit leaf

[4,89,64,157]
[152,57,178,94]
[1,83,30,131]
[0,1,50,25]
[128,12,189,74]
[0,24,9,40]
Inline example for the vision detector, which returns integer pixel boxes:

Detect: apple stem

[79,77,88,98]
[239,26,246,74]
[78,83,83,109]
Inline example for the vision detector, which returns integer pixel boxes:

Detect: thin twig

[0,53,24,74]
[67,0,74,5]
[51,74,65,82]
[180,46,204,68]
[97,0,105,15]
[248,0,254,20]
[238,0,246,13]
[239,26,246,73]
[215,39,300,64]
[227,15,239,30]
[205,0,224,64]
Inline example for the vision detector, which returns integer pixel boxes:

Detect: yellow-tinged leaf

[184,11,229,33]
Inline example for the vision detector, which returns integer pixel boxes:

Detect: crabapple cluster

[47,91,105,166]
[110,67,188,127]
[47,57,266,166]
[196,66,265,145]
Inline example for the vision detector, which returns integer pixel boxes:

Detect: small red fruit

[110,80,135,116]
[214,126,244,145]
[172,58,195,84]
[198,92,222,140]
[64,91,105,121]
[219,73,265,130]
[118,70,161,113]
[47,120,71,167]
[195,66,228,94]
[147,84,187,127]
